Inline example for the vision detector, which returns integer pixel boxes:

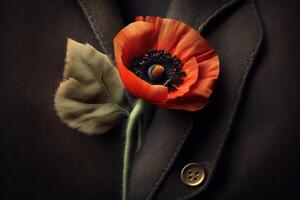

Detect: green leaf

[54,38,129,135]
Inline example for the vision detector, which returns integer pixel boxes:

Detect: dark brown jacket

[1,0,299,199]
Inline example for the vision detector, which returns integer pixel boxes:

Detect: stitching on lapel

[181,0,264,199]
[198,0,243,32]
[76,0,111,59]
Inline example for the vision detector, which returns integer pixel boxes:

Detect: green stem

[135,118,143,154]
[122,99,145,200]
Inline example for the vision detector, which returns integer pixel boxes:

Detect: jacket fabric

[0,0,299,199]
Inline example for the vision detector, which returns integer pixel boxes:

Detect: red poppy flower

[113,16,219,111]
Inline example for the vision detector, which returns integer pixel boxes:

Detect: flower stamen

[129,50,186,92]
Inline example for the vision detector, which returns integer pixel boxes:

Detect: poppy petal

[164,95,209,111]
[136,16,192,53]
[167,57,199,100]
[135,16,163,36]
[191,54,220,97]
[114,21,156,66]
[165,54,220,111]
[155,18,191,52]
[164,54,220,111]
[114,21,168,103]
[173,27,214,64]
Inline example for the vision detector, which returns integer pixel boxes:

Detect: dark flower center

[129,50,186,92]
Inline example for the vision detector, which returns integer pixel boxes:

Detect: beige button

[181,163,206,187]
